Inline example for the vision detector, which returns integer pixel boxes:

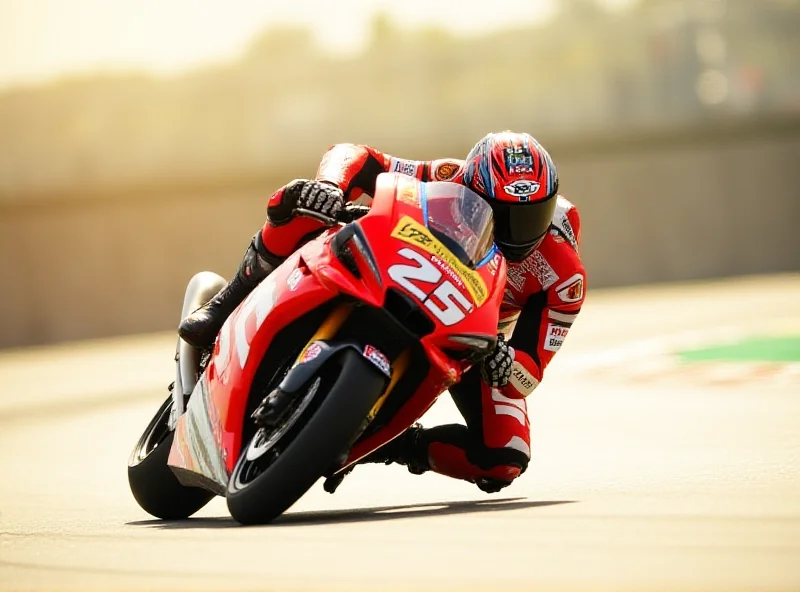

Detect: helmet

[462,132,559,262]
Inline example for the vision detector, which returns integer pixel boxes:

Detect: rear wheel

[128,396,214,520]
[226,349,385,525]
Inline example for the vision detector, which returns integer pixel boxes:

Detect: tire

[226,349,385,525]
[128,396,214,520]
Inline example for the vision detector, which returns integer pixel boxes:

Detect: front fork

[306,304,409,421]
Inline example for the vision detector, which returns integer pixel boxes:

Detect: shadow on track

[127,497,575,529]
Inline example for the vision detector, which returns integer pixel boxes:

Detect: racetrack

[1,274,799,592]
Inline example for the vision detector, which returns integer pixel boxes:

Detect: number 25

[388,248,473,326]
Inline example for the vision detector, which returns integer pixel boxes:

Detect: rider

[179,132,586,494]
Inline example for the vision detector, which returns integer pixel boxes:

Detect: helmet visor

[491,196,557,252]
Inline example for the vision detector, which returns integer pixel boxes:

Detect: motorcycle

[128,172,507,525]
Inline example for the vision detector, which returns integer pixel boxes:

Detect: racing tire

[128,396,215,520]
[226,349,385,525]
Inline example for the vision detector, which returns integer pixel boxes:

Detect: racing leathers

[184,143,586,493]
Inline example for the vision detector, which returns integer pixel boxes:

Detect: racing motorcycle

[128,172,507,525]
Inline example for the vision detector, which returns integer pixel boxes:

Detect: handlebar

[294,203,371,227]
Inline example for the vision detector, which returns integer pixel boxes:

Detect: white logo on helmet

[503,180,541,199]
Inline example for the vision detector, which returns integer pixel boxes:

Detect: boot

[362,424,430,475]
[323,424,430,494]
[178,233,280,350]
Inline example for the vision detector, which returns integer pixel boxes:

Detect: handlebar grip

[339,205,369,222]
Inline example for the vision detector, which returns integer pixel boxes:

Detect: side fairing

[168,244,338,485]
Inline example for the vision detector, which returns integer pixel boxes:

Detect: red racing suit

[260,144,586,488]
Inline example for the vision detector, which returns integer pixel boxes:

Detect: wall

[1,119,798,347]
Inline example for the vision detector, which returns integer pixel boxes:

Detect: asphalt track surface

[1,274,798,592]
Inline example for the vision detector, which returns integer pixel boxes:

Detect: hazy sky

[0,0,573,89]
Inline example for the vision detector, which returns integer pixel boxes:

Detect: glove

[296,180,345,221]
[480,334,515,388]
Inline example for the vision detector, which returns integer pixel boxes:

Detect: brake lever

[295,204,370,226]
[339,205,371,223]
[294,207,340,227]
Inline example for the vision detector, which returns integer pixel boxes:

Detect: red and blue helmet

[462,132,559,261]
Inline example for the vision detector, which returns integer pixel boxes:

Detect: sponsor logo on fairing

[503,180,541,199]
[487,252,502,276]
[363,345,391,376]
[543,323,569,352]
[301,342,325,363]
[391,216,488,305]
[430,255,465,288]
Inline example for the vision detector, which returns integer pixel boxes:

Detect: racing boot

[323,424,430,493]
[178,232,281,350]
[362,424,430,474]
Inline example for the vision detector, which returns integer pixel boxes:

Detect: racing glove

[270,179,345,225]
[480,333,515,388]
[297,179,345,221]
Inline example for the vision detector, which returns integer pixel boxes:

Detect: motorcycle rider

[180,132,586,494]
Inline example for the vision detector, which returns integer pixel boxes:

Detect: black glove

[480,334,515,388]
[270,179,345,226]
[297,180,345,221]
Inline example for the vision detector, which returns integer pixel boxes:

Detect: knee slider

[475,465,522,493]
[475,446,529,475]
[472,449,527,494]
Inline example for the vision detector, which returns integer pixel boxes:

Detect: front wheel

[226,349,386,525]
[128,396,215,520]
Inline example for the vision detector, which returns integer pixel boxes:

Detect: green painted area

[678,335,800,363]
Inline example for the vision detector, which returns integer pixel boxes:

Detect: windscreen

[422,182,496,268]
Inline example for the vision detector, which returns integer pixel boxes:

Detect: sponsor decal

[503,180,541,200]
[286,268,303,291]
[168,373,229,491]
[391,158,420,177]
[389,248,475,326]
[430,254,465,288]
[487,252,502,276]
[363,344,391,376]
[543,323,569,352]
[391,216,488,305]
[555,273,584,303]
[434,161,460,181]
[509,361,538,395]
[301,342,325,363]
[506,251,558,292]
[560,217,577,247]
[553,197,578,251]
[504,147,533,174]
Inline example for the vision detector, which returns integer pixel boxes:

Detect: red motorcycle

[128,172,506,524]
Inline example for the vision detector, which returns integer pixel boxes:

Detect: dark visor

[490,196,557,250]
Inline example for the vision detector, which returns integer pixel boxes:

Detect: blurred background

[1,0,798,348]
